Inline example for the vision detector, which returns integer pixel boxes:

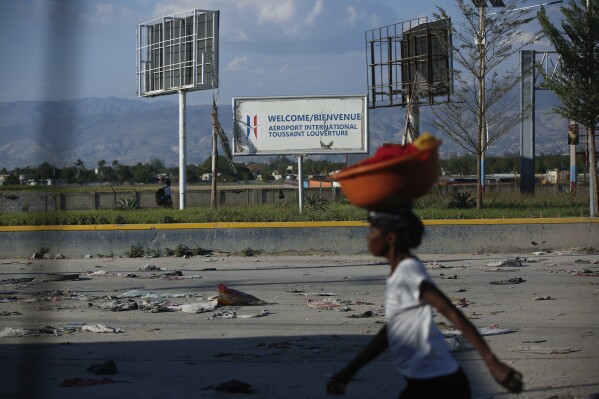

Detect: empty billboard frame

[233,95,368,156]
[137,9,219,97]
[366,17,452,109]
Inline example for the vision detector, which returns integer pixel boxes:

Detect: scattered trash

[286,288,305,293]
[489,277,526,285]
[217,284,267,306]
[307,298,342,309]
[237,309,272,319]
[573,270,599,276]
[348,310,374,318]
[60,377,117,387]
[440,273,458,279]
[454,298,469,308]
[533,296,555,301]
[208,311,237,319]
[84,254,93,259]
[177,300,218,314]
[301,292,337,296]
[508,346,580,354]
[0,327,28,337]
[81,324,123,333]
[0,311,22,316]
[119,290,202,299]
[140,264,162,271]
[102,299,139,311]
[487,258,524,268]
[442,325,516,338]
[532,251,547,256]
[207,309,271,319]
[87,359,117,375]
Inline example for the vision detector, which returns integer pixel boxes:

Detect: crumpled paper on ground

[82,324,124,333]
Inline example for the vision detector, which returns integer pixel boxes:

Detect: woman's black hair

[367,203,424,251]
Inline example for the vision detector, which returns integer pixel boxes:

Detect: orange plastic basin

[331,141,441,210]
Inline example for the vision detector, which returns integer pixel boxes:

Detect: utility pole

[587,0,598,216]
[478,3,487,194]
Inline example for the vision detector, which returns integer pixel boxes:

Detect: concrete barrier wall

[0,218,597,258]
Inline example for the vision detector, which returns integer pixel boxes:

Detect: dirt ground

[1,249,598,399]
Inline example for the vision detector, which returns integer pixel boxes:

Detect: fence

[0,186,340,213]
[0,182,587,214]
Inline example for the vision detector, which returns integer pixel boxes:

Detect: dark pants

[399,367,471,399]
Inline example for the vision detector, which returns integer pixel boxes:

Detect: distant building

[201,172,222,181]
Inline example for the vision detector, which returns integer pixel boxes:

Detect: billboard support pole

[298,155,304,214]
[211,123,217,208]
[178,90,187,210]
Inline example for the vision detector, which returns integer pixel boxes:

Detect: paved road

[1,251,598,398]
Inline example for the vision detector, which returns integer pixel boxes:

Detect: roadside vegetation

[0,190,589,226]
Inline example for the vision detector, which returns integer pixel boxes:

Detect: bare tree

[431,0,540,208]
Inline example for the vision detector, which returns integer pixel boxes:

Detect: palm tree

[74,159,84,178]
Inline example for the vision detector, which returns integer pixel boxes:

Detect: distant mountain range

[0,95,568,170]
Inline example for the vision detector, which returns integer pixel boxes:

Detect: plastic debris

[487,258,524,268]
[177,300,218,314]
[140,264,162,271]
[347,310,374,318]
[307,298,342,309]
[0,327,28,337]
[440,273,458,279]
[508,346,580,354]
[81,324,124,333]
[442,325,516,338]
[217,284,267,306]
[533,296,555,300]
[208,311,237,319]
[489,277,526,285]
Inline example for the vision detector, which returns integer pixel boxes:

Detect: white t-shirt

[385,257,458,379]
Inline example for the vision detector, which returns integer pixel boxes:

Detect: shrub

[242,247,262,256]
[448,191,476,209]
[146,248,162,258]
[125,245,145,258]
[160,215,176,224]
[116,196,139,210]
[304,194,328,211]
[192,247,212,256]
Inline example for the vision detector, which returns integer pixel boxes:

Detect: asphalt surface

[1,250,598,399]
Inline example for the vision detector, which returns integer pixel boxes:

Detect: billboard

[233,95,368,156]
[366,17,452,108]
[137,9,219,97]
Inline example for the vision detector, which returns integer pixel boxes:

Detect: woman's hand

[487,358,524,393]
[326,367,355,395]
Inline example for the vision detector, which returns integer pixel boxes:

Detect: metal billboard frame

[136,9,219,210]
[366,17,453,109]
[137,9,219,97]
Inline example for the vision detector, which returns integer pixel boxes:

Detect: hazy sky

[0,0,562,106]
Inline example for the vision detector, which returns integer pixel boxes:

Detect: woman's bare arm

[420,280,523,393]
